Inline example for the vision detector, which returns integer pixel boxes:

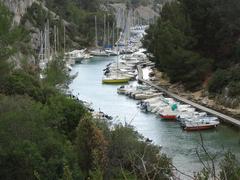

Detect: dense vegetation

[143,0,240,101]
[0,3,173,179]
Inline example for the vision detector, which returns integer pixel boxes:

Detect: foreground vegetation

[143,0,240,105]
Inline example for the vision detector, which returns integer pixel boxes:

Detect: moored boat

[183,120,220,131]
[160,114,177,120]
[159,106,177,120]
[90,49,110,57]
[102,76,130,84]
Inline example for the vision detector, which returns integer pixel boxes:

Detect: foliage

[3,70,44,101]
[107,124,172,179]
[46,93,88,140]
[208,70,231,94]
[219,152,240,179]
[76,0,102,12]
[0,95,82,180]
[43,57,72,87]
[208,67,240,97]
[143,1,212,89]
[143,0,240,92]
[76,117,108,177]
[195,152,240,180]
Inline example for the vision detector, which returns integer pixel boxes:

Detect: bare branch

[170,162,195,180]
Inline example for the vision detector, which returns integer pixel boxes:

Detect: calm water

[69,56,240,175]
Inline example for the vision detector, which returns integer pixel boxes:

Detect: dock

[137,65,240,127]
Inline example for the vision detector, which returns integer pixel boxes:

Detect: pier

[137,65,240,127]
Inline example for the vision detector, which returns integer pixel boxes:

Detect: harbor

[69,56,240,175]
[65,4,240,176]
[65,11,240,175]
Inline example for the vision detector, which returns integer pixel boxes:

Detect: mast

[46,19,50,62]
[107,20,110,47]
[117,42,119,78]
[112,22,115,48]
[54,25,57,56]
[95,16,98,47]
[63,24,66,53]
[44,23,47,62]
[38,30,44,63]
[56,26,59,52]
[103,14,106,48]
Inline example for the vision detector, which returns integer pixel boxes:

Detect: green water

[69,56,240,175]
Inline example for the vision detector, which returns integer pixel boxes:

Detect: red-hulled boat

[160,115,177,120]
[159,108,177,120]
[183,121,219,131]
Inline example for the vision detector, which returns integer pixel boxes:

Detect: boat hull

[90,52,110,57]
[184,124,218,131]
[102,78,129,84]
[160,115,177,120]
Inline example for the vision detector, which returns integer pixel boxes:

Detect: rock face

[1,0,36,24]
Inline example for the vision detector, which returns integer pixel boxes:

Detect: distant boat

[90,50,110,57]
[105,49,118,56]
[64,49,86,64]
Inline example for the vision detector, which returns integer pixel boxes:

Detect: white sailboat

[102,47,130,84]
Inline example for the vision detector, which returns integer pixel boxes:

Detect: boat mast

[56,26,59,52]
[103,14,106,48]
[107,20,110,47]
[54,25,57,56]
[38,30,44,64]
[95,16,98,47]
[63,24,66,53]
[117,43,119,78]
[112,22,115,48]
[46,19,50,62]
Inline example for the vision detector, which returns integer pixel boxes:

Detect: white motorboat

[183,119,220,131]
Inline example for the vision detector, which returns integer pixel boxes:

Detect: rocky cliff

[1,0,36,24]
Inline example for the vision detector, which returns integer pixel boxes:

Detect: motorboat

[183,119,220,131]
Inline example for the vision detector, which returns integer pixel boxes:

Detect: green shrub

[208,70,230,94]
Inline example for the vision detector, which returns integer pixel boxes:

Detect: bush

[47,93,88,140]
[0,95,82,180]
[3,70,45,102]
[208,67,240,98]
[208,70,230,94]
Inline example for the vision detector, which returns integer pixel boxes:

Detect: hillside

[1,0,116,66]
[143,0,240,109]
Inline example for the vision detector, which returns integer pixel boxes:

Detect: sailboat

[102,47,130,84]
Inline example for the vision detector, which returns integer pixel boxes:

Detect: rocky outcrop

[1,0,36,24]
